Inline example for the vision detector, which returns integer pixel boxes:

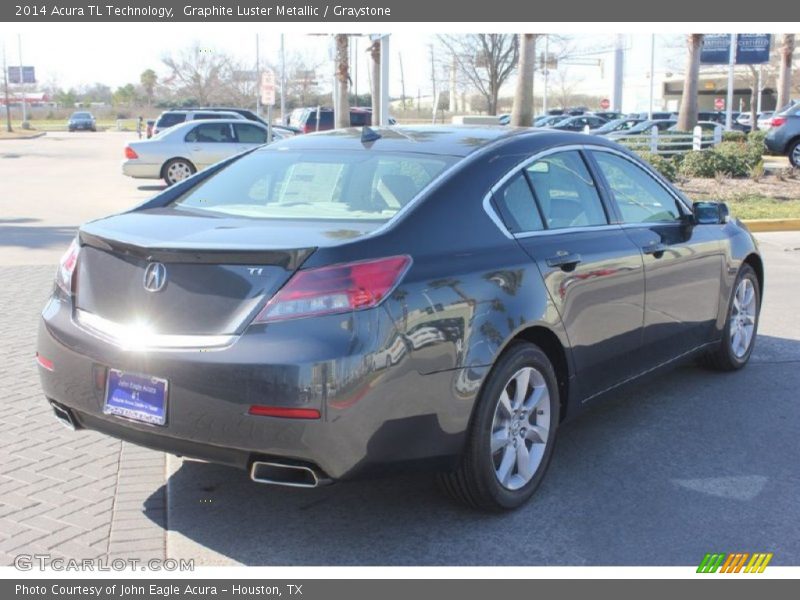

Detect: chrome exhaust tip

[49,401,78,430]
[249,460,330,488]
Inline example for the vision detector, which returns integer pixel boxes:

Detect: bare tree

[776,34,796,112]
[161,44,233,105]
[677,34,704,131]
[334,34,350,128]
[437,34,519,115]
[511,34,538,126]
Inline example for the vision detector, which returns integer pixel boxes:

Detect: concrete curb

[0,132,47,140]
[742,218,800,232]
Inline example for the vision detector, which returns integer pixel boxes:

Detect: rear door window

[525,151,608,229]
[492,173,544,233]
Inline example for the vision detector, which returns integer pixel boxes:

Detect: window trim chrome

[482,143,692,240]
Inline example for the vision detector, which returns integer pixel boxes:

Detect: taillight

[124,146,138,159]
[770,116,786,128]
[55,238,80,295]
[253,255,411,323]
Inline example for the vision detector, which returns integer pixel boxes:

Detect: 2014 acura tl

[37,127,763,511]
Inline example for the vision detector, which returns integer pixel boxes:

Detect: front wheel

[789,139,800,168]
[439,342,560,511]
[703,264,760,371]
[163,158,196,186]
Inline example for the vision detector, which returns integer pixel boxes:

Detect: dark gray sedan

[67,111,96,132]
[38,126,763,511]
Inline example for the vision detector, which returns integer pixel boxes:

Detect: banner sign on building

[701,34,771,65]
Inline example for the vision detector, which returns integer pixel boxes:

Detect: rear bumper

[37,294,485,480]
[122,160,160,179]
[764,129,789,154]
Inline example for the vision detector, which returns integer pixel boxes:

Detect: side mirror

[692,201,729,225]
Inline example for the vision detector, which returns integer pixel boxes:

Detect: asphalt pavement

[1,132,798,566]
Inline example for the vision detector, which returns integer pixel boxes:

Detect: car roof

[258,125,620,158]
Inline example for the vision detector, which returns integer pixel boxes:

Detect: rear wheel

[789,139,800,168]
[439,342,560,511]
[703,264,760,371]
[163,158,195,186]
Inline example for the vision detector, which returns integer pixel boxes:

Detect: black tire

[703,264,760,371]
[789,139,800,168]
[162,158,196,186]
[439,342,560,511]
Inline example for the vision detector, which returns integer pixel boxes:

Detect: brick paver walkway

[0,265,167,565]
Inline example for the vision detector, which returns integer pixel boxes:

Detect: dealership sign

[700,34,771,65]
[7,66,36,84]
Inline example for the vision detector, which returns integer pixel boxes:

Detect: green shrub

[722,130,746,143]
[748,129,768,147]
[636,151,678,182]
[679,150,724,178]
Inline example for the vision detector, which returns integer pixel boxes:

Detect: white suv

[152,110,245,136]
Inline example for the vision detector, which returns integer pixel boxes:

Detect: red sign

[714,97,725,110]
[599,98,611,110]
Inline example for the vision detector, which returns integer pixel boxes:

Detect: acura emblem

[143,262,167,292]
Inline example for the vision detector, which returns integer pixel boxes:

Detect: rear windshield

[171,150,458,221]
[71,112,92,118]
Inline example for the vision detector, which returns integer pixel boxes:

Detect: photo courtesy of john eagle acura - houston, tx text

[37,126,763,511]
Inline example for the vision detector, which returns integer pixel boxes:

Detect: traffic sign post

[260,69,276,143]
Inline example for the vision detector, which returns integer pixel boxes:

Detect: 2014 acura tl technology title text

[37,126,763,511]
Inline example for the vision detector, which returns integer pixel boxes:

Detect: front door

[185,122,237,169]
[589,150,724,363]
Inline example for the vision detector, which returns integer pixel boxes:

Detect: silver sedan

[122,119,286,185]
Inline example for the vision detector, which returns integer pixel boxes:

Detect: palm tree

[334,35,350,129]
[510,34,537,127]
[677,34,704,131]
[140,69,157,107]
[776,34,796,113]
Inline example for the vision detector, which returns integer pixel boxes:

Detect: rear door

[491,149,646,397]
[589,150,724,363]
[184,123,237,168]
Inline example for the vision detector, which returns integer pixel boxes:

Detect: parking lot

[1,132,799,565]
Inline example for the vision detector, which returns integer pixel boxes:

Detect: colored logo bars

[697,552,773,573]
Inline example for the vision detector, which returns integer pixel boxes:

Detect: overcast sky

[1,24,685,102]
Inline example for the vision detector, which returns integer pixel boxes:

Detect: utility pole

[3,42,12,132]
[398,51,406,111]
[429,44,437,120]
[255,34,261,117]
[449,53,458,113]
[18,34,26,124]
[379,35,390,126]
[611,34,625,113]
[542,34,549,114]
[280,34,286,124]
[353,36,358,105]
[725,33,737,130]
[648,34,656,119]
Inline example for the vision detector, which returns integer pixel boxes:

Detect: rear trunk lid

[75,208,377,337]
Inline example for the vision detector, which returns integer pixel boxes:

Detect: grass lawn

[678,175,800,220]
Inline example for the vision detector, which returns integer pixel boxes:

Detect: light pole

[3,41,12,132]
[18,34,27,124]
[725,33,737,130]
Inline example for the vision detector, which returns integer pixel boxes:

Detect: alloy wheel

[166,161,193,184]
[490,366,551,491]
[730,277,757,358]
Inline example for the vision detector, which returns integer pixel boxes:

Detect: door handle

[546,252,582,271]
[642,242,667,258]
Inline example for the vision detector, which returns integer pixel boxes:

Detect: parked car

[550,115,608,132]
[590,118,645,135]
[67,111,96,132]
[667,121,722,133]
[607,118,677,138]
[757,111,775,130]
[534,115,569,128]
[180,107,300,136]
[765,103,800,167]
[152,109,246,136]
[627,111,676,121]
[290,107,395,133]
[122,119,286,185]
[590,111,622,121]
[41,126,763,511]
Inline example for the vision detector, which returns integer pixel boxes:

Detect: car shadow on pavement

[144,333,800,566]
[138,184,167,192]
[0,222,77,250]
